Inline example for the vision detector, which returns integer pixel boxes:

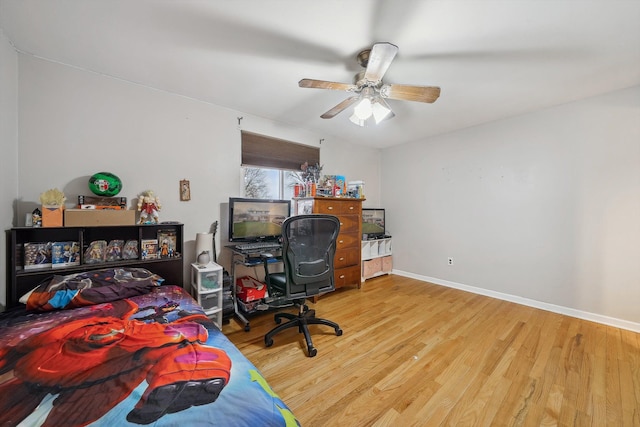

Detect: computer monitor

[362,208,385,239]
[228,198,291,242]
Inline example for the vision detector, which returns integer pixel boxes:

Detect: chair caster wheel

[336,328,343,336]
[265,338,274,347]
[244,324,251,332]
[307,347,317,357]
[275,318,282,324]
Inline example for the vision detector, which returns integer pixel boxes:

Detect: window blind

[241,131,319,171]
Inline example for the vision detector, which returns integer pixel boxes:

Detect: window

[240,131,319,200]
[241,167,302,200]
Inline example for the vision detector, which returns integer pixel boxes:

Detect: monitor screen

[362,208,385,238]
[228,198,291,242]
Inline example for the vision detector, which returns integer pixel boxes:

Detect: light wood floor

[223,274,640,426]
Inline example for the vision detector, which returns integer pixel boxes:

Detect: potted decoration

[39,188,66,227]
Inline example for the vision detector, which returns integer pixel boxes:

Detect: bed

[0,267,299,427]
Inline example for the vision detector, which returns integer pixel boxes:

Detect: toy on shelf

[31,208,42,227]
[40,188,66,207]
[137,190,161,224]
[122,240,139,260]
[39,188,66,227]
[84,240,107,264]
[88,172,122,197]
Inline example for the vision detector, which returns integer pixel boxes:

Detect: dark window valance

[241,131,320,171]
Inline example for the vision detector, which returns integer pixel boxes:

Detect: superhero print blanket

[0,285,298,427]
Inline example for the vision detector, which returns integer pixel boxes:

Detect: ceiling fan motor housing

[356,49,371,68]
[353,71,375,88]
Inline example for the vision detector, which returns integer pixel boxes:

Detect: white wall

[10,51,638,330]
[383,86,640,328]
[12,54,380,306]
[0,29,18,309]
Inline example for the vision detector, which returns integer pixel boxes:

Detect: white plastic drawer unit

[193,263,223,291]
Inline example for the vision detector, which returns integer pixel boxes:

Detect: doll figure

[137,190,161,224]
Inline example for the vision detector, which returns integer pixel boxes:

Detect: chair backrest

[280,214,341,299]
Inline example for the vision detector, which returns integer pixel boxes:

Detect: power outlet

[448,257,454,266]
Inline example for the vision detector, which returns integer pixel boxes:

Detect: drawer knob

[349,206,354,210]
[339,275,345,279]
[339,240,344,244]
[328,206,334,210]
[339,257,345,261]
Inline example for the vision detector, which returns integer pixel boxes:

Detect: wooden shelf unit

[6,223,184,308]
[361,237,393,280]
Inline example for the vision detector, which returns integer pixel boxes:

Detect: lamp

[349,87,393,127]
[195,232,214,265]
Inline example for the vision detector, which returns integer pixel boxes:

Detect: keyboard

[234,241,281,252]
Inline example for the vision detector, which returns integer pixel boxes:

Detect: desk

[226,245,282,331]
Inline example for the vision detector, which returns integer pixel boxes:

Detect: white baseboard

[392,269,640,333]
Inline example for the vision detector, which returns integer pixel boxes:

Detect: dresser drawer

[336,214,359,233]
[334,265,361,288]
[314,199,362,215]
[335,248,359,269]
[336,231,360,250]
[339,200,362,215]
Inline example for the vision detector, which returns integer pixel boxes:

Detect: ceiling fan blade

[381,84,441,103]
[363,42,398,83]
[320,96,360,119]
[299,78,357,92]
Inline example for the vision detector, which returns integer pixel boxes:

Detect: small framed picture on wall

[180,179,191,201]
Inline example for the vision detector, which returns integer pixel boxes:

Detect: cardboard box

[64,209,135,226]
[42,206,64,227]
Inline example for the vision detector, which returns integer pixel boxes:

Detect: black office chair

[262,214,343,357]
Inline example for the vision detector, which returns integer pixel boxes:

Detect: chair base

[264,304,342,357]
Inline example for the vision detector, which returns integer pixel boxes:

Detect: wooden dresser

[294,197,363,289]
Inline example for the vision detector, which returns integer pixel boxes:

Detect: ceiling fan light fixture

[372,98,392,123]
[349,113,366,127]
[353,97,372,120]
[300,42,440,124]
[350,86,393,126]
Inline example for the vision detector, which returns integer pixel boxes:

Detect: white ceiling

[1,0,639,148]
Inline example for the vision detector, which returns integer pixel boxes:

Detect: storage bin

[200,291,220,310]
[363,258,382,278]
[382,255,393,273]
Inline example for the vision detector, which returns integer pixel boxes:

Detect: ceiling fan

[299,42,441,126]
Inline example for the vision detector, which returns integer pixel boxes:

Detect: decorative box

[42,205,64,227]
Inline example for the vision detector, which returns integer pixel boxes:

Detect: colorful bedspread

[0,285,298,427]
